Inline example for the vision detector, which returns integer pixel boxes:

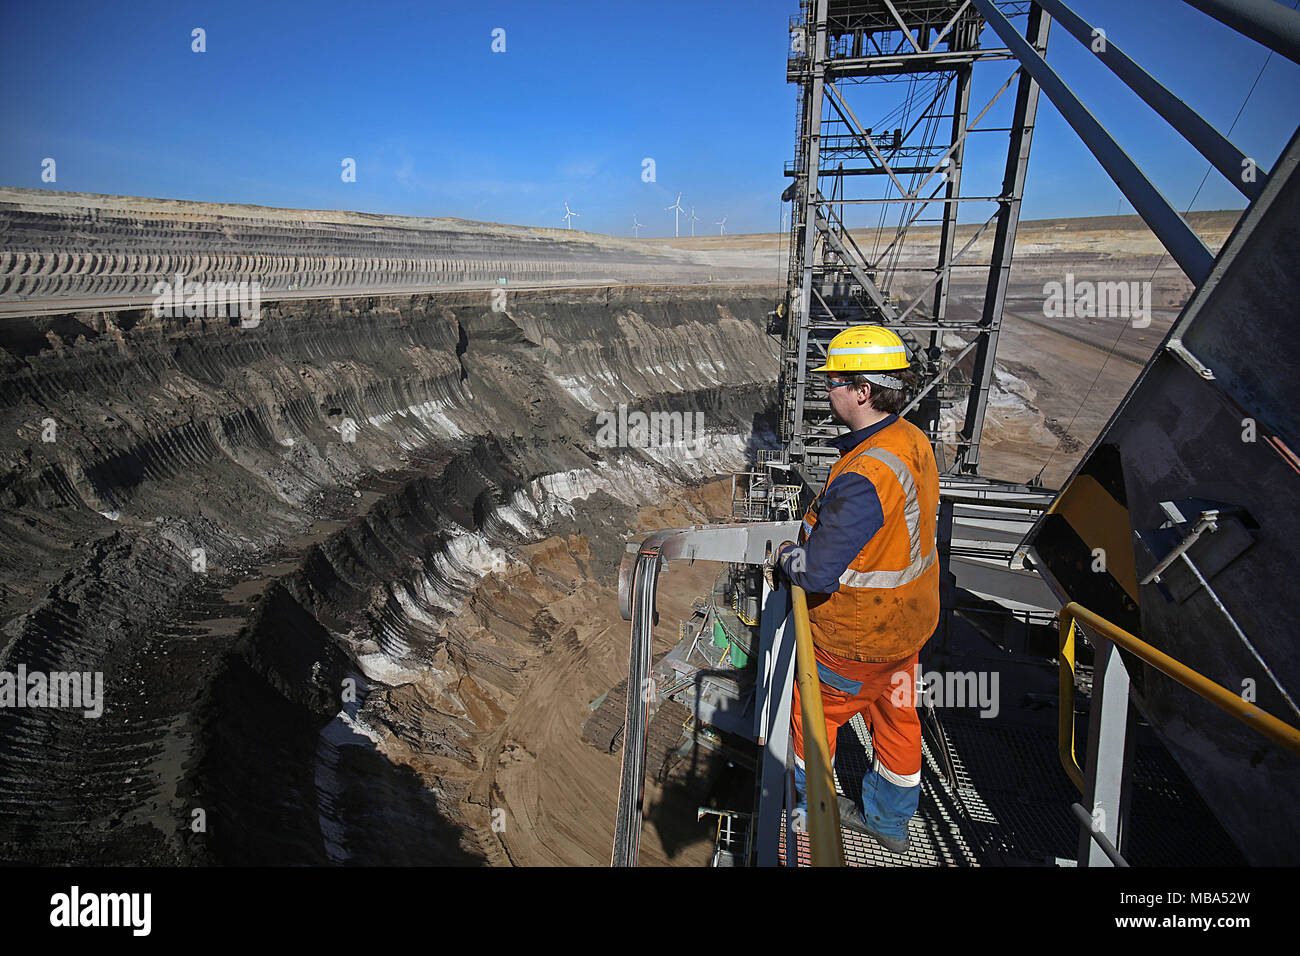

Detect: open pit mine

[0,189,791,865]
[0,178,1272,868]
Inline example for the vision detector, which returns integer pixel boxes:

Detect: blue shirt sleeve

[780,472,884,594]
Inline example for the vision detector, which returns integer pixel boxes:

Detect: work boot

[837,795,910,853]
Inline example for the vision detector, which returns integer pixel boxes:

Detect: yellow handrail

[1058,602,1300,792]
[791,585,845,866]
[1058,608,1084,791]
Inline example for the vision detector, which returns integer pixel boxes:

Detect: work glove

[762,540,798,592]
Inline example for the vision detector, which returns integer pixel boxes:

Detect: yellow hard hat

[812,325,910,373]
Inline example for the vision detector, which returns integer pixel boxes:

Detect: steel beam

[792,0,830,460]
[1182,0,1300,66]
[1039,0,1266,200]
[971,0,1216,284]
[898,209,1002,322]
[961,3,1051,473]
[617,522,802,621]
[883,0,925,53]
[814,213,895,317]
[1076,636,1135,867]
[789,48,1016,76]
[831,195,1009,204]
[932,61,971,354]
[825,84,912,197]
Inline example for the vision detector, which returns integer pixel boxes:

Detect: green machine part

[712,618,727,648]
[712,618,748,668]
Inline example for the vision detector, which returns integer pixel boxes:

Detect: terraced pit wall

[0,188,771,301]
[0,284,779,864]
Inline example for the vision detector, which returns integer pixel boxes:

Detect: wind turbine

[562,201,580,230]
[715,215,728,236]
[633,215,644,238]
[665,192,684,238]
[688,206,701,237]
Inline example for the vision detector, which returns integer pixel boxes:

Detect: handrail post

[1076,631,1133,867]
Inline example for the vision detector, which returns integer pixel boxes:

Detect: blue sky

[1,0,1297,236]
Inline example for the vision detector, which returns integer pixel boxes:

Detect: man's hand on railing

[763,540,798,592]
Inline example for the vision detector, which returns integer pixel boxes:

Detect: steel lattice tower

[775,0,1049,487]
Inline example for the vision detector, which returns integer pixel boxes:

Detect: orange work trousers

[791,644,922,795]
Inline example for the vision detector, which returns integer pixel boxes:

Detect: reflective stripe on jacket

[794,416,940,662]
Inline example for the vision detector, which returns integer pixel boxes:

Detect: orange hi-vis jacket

[799,416,940,662]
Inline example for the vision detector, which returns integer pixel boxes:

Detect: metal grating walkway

[777,708,1245,867]
[779,713,984,867]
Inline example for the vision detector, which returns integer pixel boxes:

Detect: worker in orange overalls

[766,325,940,853]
